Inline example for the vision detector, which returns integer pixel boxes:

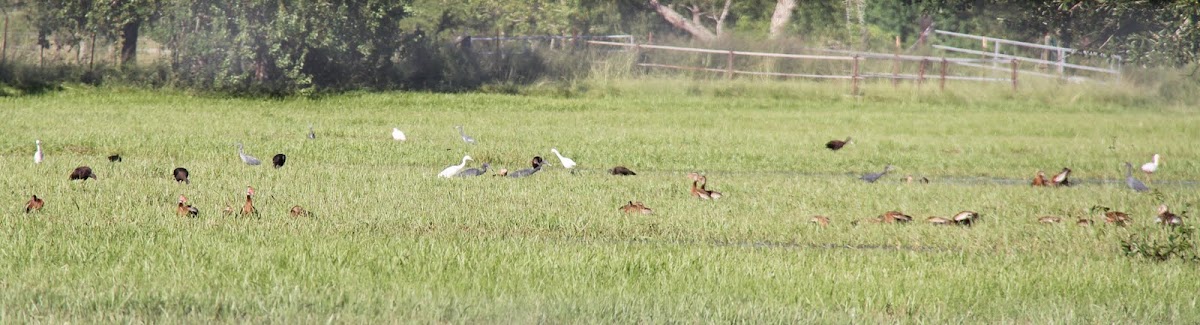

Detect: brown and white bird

[1050,168,1071,186]
[690,178,711,200]
[952,210,980,226]
[1031,170,1048,187]
[1155,204,1183,227]
[1101,209,1132,226]
[25,195,44,213]
[177,195,199,217]
[241,186,258,216]
[1076,218,1094,226]
[289,205,309,217]
[926,216,953,225]
[619,201,653,215]
[69,166,97,181]
[825,137,852,151]
[810,216,831,227]
[877,211,913,223]
[700,176,723,199]
[1037,216,1062,224]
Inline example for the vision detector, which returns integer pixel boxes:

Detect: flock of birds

[19,129,1184,229]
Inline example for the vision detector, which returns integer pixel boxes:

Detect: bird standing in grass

[173,167,190,184]
[508,157,544,178]
[241,186,258,216]
[308,124,316,139]
[1124,162,1149,192]
[825,137,852,151]
[457,163,489,177]
[108,154,123,162]
[69,166,96,181]
[861,165,894,183]
[455,125,475,144]
[1141,154,1161,184]
[177,195,199,217]
[392,128,406,141]
[273,154,287,168]
[550,148,577,172]
[25,195,44,213]
[438,155,473,178]
[237,143,261,166]
[34,140,44,164]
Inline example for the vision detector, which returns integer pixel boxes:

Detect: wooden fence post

[918,59,927,86]
[852,55,860,96]
[939,57,947,91]
[726,50,734,79]
[891,53,900,87]
[1010,58,1018,92]
[1,14,7,63]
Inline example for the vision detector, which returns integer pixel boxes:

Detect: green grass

[1,79,1199,323]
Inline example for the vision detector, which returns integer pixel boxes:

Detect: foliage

[1121,226,1200,263]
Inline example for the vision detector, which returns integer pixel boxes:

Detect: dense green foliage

[1,80,1199,322]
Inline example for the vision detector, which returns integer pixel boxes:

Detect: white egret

[550,148,576,170]
[34,140,43,164]
[237,143,262,166]
[308,124,316,139]
[1140,154,1161,184]
[392,128,407,141]
[438,155,473,178]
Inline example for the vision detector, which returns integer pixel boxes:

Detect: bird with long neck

[25,195,44,213]
[438,155,473,178]
[550,148,577,172]
[1124,162,1149,193]
[1156,204,1182,226]
[690,178,710,199]
[861,165,894,183]
[700,175,723,199]
[237,143,261,166]
[1141,154,1161,185]
[455,125,475,144]
[457,163,490,177]
[177,195,199,217]
[507,157,544,178]
[33,140,43,164]
[241,186,258,216]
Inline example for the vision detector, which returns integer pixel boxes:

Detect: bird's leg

[1146,172,1153,185]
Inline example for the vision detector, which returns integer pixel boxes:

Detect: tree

[767,0,794,39]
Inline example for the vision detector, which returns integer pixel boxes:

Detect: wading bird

[457,163,490,177]
[1141,154,1161,184]
[1155,204,1182,227]
[34,140,43,164]
[1031,170,1048,186]
[173,167,190,184]
[825,137,852,151]
[608,166,636,176]
[308,124,316,139]
[177,195,199,217]
[241,186,258,216]
[289,205,309,217]
[108,154,123,162]
[438,155,473,178]
[1050,168,1071,186]
[508,157,544,178]
[25,195,44,213]
[810,216,831,227]
[1124,162,1149,193]
[1038,216,1062,224]
[392,127,406,141]
[619,201,653,215]
[237,143,261,166]
[455,125,475,144]
[69,166,96,181]
[861,165,895,183]
[550,148,577,172]
[273,154,287,168]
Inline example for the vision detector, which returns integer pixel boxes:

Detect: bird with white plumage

[438,155,473,178]
[236,143,261,166]
[550,148,576,171]
[1141,154,1161,185]
[392,128,407,141]
[34,140,43,164]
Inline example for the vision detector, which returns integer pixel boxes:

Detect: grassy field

[1,79,1199,323]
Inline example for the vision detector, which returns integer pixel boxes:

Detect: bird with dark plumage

[241,186,258,216]
[457,163,490,177]
[173,167,190,184]
[608,166,636,176]
[273,154,287,168]
[108,154,122,162]
[1050,167,1071,186]
[69,166,96,181]
[289,205,309,217]
[860,165,894,183]
[177,195,199,217]
[1124,162,1149,192]
[508,157,544,178]
[25,195,44,213]
[1031,170,1048,186]
[825,137,852,151]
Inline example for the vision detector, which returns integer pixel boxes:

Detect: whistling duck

[69,166,96,181]
[273,154,287,168]
[619,201,653,215]
[494,168,509,177]
[904,175,930,184]
[1050,168,1071,186]
[687,172,703,182]
[1037,216,1062,224]
[392,127,406,141]
[34,140,44,164]
[457,163,490,177]
[173,167,190,184]
[690,179,711,199]
[289,205,309,217]
[241,186,258,216]
[108,154,122,162]
[508,157,544,178]
[810,216,830,227]
[926,216,953,225]
[550,148,577,171]
[177,195,199,217]
[825,137,852,151]
[438,155,473,178]
[1031,170,1048,186]
[1124,162,1149,192]
[237,143,262,166]
[1155,204,1182,227]
[1076,218,1094,226]
[861,165,895,183]
[222,204,234,216]
[700,176,723,199]
[951,211,979,226]
[1103,210,1132,226]
[608,166,636,176]
[455,125,475,144]
[1141,154,1161,184]
[308,124,316,139]
[25,195,44,213]
[879,211,913,223]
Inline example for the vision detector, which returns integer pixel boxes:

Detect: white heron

[236,143,262,166]
[1140,154,1161,184]
[392,128,407,141]
[550,148,576,170]
[33,140,43,164]
[455,125,476,144]
[307,124,316,139]
[438,155,473,178]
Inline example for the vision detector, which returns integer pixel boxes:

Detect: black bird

[69,166,96,181]
[173,167,190,184]
[608,166,637,176]
[273,154,287,168]
[457,163,490,177]
[107,154,122,162]
[826,137,853,151]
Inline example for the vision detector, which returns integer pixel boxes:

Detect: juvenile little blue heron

[392,128,406,141]
[237,143,261,166]
[273,154,287,168]
[173,167,190,184]
[455,125,476,144]
[860,165,894,183]
[1124,162,1149,192]
[457,163,490,177]
[438,155,473,178]
[1141,154,1161,184]
[33,140,43,164]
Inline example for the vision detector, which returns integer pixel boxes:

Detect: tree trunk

[648,0,716,42]
[120,18,141,66]
[768,0,796,40]
[714,0,733,37]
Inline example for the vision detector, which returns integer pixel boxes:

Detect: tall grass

[0,80,1198,322]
